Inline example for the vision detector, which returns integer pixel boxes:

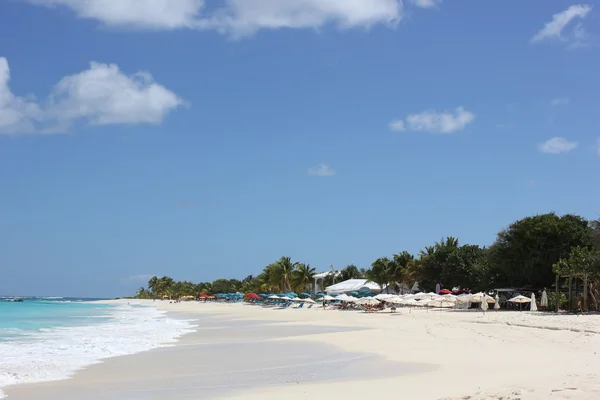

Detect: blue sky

[1,1,599,297]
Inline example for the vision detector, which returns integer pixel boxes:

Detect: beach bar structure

[325,279,383,295]
[313,269,341,294]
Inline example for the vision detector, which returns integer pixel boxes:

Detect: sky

[1,1,599,298]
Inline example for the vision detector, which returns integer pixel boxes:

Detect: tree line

[135,212,600,310]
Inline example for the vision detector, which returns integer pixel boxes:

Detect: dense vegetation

[135,213,600,310]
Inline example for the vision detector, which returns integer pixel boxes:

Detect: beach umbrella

[455,294,473,304]
[304,298,316,304]
[300,292,311,298]
[412,292,435,301]
[481,294,489,311]
[508,295,531,311]
[494,294,500,310]
[316,293,325,298]
[507,295,531,303]
[268,295,281,300]
[323,295,336,301]
[356,297,380,306]
[540,290,548,307]
[530,293,538,312]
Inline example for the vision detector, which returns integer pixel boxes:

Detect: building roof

[325,279,381,293]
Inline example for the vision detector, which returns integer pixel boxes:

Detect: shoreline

[4,300,600,399]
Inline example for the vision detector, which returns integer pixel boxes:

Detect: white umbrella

[455,294,473,303]
[494,294,500,310]
[304,298,316,304]
[336,294,351,301]
[345,295,358,302]
[356,297,380,306]
[268,295,281,300]
[530,293,538,312]
[413,292,436,301]
[508,294,531,312]
[323,295,336,301]
[481,294,489,311]
[374,293,393,300]
[507,295,531,303]
[540,290,548,307]
[427,298,456,308]
[383,295,403,304]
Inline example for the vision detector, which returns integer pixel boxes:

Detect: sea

[0,297,197,398]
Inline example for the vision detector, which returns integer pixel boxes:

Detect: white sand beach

[5,300,600,400]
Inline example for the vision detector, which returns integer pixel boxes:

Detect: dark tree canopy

[486,213,593,288]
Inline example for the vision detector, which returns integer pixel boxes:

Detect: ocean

[0,297,196,398]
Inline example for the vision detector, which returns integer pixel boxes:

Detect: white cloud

[407,0,441,8]
[551,97,570,106]
[391,107,475,134]
[389,119,405,132]
[531,4,592,45]
[538,137,578,154]
[26,0,205,30]
[308,163,336,177]
[0,58,42,134]
[0,57,184,135]
[27,0,404,36]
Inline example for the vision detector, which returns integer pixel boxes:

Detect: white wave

[0,304,197,398]
[39,297,64,300]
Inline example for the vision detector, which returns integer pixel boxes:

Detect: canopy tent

[325,279,383,294]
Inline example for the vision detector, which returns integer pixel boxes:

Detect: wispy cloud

[390,107,475,134]
[308,163,336,177]
[551,97,570,106]
[0,57,184,135]
[26,0,406,37]
[407,0,441,8]
[531,4,592,46]
[538,137,578,154]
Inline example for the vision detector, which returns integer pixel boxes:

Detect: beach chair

[307,304,313,309]
[296,302,304,309]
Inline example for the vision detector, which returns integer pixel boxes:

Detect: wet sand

[5,313,434,399]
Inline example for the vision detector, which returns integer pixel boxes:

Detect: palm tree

[291,263,316,293]
[274,257,298,292]
[339,265,363,281]
[148,276,159,294]
[390,251,414,293]
[366,257,393,293]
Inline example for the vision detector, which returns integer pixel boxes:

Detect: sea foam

[0,303,196,398]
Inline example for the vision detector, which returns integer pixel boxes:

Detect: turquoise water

[0,297,196,398]
[0,298,113,339]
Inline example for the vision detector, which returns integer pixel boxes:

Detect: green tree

[366,257,393,293]
[486,213,593,288]
[291,263,316,293]
[339,265,364,281]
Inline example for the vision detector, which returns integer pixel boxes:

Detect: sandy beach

[5,300,600,400]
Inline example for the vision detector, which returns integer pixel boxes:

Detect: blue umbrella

[316,293,325,298]
[300,292,311,298]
